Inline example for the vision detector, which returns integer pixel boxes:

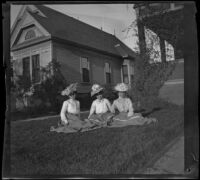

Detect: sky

[11,4,139,51]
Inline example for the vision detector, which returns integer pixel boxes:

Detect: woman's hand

[127,111,134,117]
[62,119,69,125]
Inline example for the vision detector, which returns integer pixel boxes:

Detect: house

[133,2,184,82]
[11,4,138,97]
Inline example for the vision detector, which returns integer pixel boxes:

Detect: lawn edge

[12,111,90,123]
[135,131,184,174]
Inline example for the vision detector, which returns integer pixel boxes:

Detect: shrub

[76,93,93,111]
[102,84,118,104]
[31,61,68,113]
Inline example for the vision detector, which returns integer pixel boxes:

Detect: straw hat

[114,82,129,92]
[61,83,78,96]
[91,84,104,97]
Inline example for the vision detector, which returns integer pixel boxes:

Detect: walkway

[143,135,184,174]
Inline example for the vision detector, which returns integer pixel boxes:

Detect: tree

[12,60,68,112]
[31,60,68,112]
[11,71,32,110]
[125,3,183,108]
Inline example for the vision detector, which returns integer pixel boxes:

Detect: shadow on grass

[135,107,162,117]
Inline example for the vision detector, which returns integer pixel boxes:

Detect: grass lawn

[159,83,184,106]
[10,102,184,176]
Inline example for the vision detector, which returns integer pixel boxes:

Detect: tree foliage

[125,3,183,108]
[12,60,68,112]
[31,61,68,112]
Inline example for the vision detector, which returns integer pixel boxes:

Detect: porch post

[127,61,131,86]
[121,66,123,83]
[137,20,147,55]
[160,37,166,62]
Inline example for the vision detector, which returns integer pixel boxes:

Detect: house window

[131,75,134,83]
[105,62,111,84]
[25,30,36,40]
[122,65,129,84]
[22,57,31,89]
[130,65,134,83]
[165,41,175,61]
[80,57,90,82]
[32,54,40,83]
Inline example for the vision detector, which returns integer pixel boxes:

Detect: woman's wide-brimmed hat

[91,84,104,97]
[114,82,129,92]
[61,83,78,96]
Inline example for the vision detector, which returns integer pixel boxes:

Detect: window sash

[123,75,129,84]
[131,74,134,83]
[32,54,40,83]
[22,57,31,89]
[23,57,30,78]
[106,72,111,84]
[82,68,90,82]
[122,65,128,75]
[81,57,89,69]
[105,62,111,73]
[130,65,134,75]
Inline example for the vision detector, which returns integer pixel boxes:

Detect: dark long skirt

[50,113,93,133]
[111,112,157,127]
[86,112,115,127]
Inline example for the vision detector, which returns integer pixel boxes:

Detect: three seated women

[51,82,157,133]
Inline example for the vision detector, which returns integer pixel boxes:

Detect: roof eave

[51,36,123,59]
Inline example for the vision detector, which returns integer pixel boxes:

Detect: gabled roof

[19,5,137,59]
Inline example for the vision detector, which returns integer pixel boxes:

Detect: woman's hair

[68,91,77,97]
[95,90,103,98]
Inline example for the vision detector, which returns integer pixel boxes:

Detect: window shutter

[105,62,111,73]
[13,59,23,76]
[87,60,90,70]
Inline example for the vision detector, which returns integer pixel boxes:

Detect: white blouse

[89,98,112,115]
[112,97,134,117]
[60,99,80,122]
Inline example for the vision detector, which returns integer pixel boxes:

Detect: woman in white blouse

[87,84,114,127]
[51,83,89,132]
[111,83,157,126]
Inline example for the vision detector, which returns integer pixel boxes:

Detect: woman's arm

[106,99,114,113]
[77,101,81,119]
[60,101,69,124]
[88,101,96,119]
[127,99,134,117]
[111,101,116,114]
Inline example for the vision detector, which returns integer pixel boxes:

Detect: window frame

[104,62,112,84]
[80,57,90,83]
[122,64,129,84]
[25,29,36,41]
